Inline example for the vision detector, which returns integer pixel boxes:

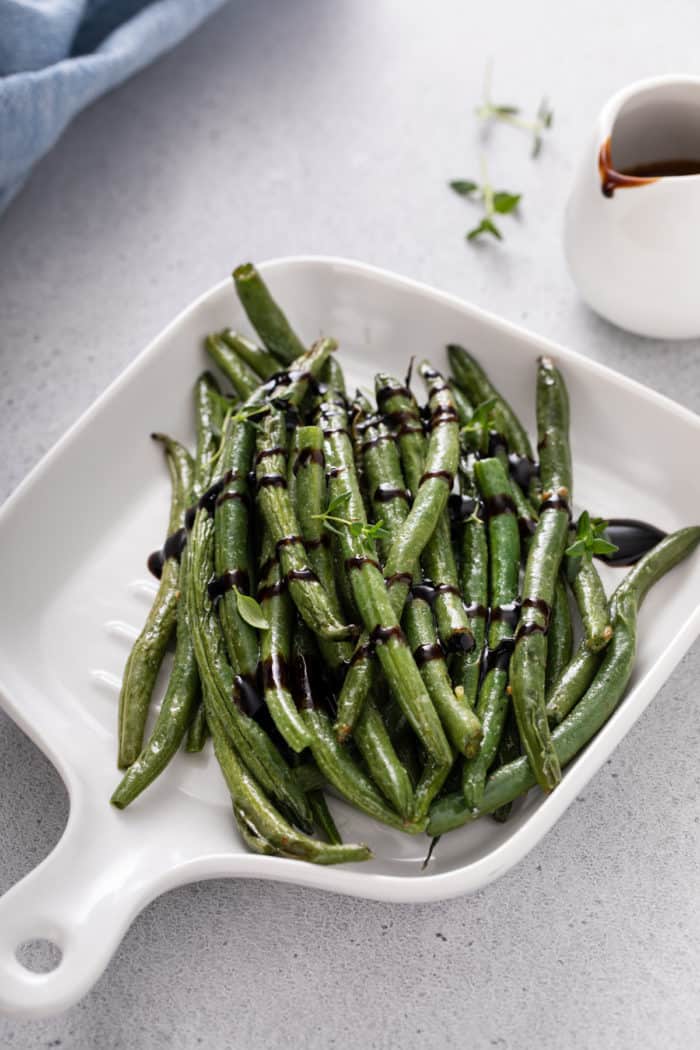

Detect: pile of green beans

[111,263,700,865]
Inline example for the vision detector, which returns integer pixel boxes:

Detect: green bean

[462,457,521,809]
[448,380,473,425]
[545,576,574,692]
[293,762,326,793]
[256,408,355,641]
[453,452,488,709]
[360,415,405,560]
[194,372,226,490]
[379,366,475,656]
[334,368,461,745]
[546,640,602,726]
[112,435,199,796]
[210,710,371,864]
[306,790,342,845]
[214,416,260,680]
[447,344,534,461]
[405,595,481,758]
[232,806,280,857]
[356,403,479,756]
[491,708,520,823]
[288,411,417,814]
[233,263,306,364]
[134,378,222,768]
[322,355,347,394]
[353,694,415,819]
[321,394,452,781]
[111,577,201,806]
[245,336,334,412]
[348,392,374,521]
[169,375,226,757]
[428,526,700,834]
[289,424,350,661]
[303,706,424,833]
[566,533,613,652]
[156,351,329,804]
[489,430,539,537]
[510,356,571,792]
[185,705,208,751]
[258,535,311,753]
[117,434,194,768]
[205,334,260,399]
[412,758,452,823]
[220,328,280,380]
[186,503,313,830]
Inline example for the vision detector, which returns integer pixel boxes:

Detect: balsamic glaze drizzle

[262,652,289,691]
[420,469,454,487]
[254,445,287,465]
[484,493,517,518]
[482,637,515,674]
[515,621,548,642]
[490,600,521,627]
[539,493,571,514]
[464,602,489,619]
[369,623,406,646]
[377,384,412,407]
[293,447,324,474]
[598,518,667,566]
[448,493,479,524]
[345,555,381,573]
[386,571,414,589]
[233,674,265,718]
[413,642,444,666]
[257,578,288,602]
[207,568,250,603]
[411,581,461,605]
[257,473,287,489]
[374,483,411,504]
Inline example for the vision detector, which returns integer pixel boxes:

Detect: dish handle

[0,791,163,1018]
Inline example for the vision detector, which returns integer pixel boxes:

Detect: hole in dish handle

[0,800,153,1018]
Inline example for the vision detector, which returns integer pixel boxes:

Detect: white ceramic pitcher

[564,75,700,339]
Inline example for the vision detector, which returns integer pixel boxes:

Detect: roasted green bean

[117,434,195,768]
[429,526,700,834]
[510,356,571,792]
[233,263,306,364]
[462,457,520,809]
[545,576,574,692]
[220,328,280,380]
[210,710,371,864]
[205,333,260,399]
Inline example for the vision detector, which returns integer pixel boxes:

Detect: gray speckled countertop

[1,1,699,1046]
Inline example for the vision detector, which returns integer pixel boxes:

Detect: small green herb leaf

[467,217,502,241]
[565,538,588,559]
[450,179,479,197]
[475,63,553,159]
[565,512,619,560]
[326,490,352,515]
[234,588,270,630]
[590,538,619,556]
[469,397,498,429]
[364,520,391,541]
[537,98,554,128]
[493,191,521,214]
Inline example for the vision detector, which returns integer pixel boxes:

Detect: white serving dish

[0,257,698,1019]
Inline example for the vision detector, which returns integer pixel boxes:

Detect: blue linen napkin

[0,0,229,212]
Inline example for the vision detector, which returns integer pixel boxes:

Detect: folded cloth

[0,0,229,212]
